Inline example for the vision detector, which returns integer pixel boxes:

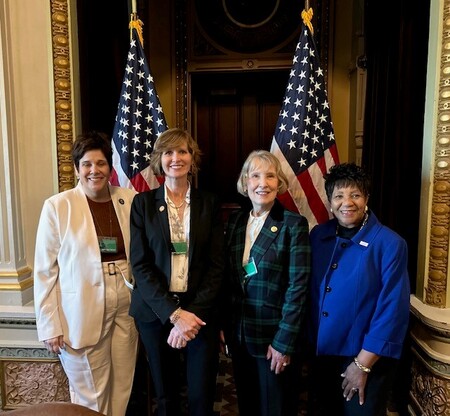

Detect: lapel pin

[271,226,278,233]
[359,240,368,247]
[159,205,165,212]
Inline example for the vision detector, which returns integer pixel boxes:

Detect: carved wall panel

[0,360,69,410]
[0,344,69,411]
[425,0,450,307]
[410,299,450,415]
[50,0,75,192]
[410,347,450,415]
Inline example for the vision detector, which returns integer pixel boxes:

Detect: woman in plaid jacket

[221,150,311,416]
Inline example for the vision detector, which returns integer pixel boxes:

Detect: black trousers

[309,355,397,416]
[137,319,219,416]
[230,337,302,416]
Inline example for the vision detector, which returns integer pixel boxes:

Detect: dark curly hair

[324,163,371,201]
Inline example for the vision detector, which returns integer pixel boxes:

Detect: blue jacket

[309,211,410,359]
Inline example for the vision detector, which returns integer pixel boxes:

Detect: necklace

[167,198,186,211]
[336,212,369,238]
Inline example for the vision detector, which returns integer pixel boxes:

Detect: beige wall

[0,0,57,278]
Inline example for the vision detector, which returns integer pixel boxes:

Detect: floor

[213,354,310,416]
[127,348,404,416]
[127,349,309,416]
[213,354,239,415]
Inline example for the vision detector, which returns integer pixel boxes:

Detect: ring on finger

[351,388,358,392]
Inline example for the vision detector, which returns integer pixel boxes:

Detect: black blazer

[129,186,224,324]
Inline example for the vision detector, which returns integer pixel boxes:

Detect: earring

[365,206,368,213]
[330,208,333,213]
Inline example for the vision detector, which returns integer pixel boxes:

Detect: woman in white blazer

[34,131,138,416]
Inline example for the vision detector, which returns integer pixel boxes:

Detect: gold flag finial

[301,8,314,36]
[129,13,144,46]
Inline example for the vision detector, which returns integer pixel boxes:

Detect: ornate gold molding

[50,0,75,193]
[0,267,32,279]
[425,0,450,307]
[0,280,33,292]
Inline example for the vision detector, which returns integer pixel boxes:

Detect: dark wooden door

[191,70,289,208]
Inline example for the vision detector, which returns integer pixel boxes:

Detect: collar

[164,182,191,206]
[248,209,270,224]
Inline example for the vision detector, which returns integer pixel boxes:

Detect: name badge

[243,257,257,277]
[172,241,188,254]
[99,236,118,253]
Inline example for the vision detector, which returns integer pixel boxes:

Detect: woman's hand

[172,309,205,341]
[43,336,65,354]
[340,361,368,405]
[266,344,290,375]
[167,327,188,349]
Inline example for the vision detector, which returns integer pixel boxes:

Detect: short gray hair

[236,150,289,197]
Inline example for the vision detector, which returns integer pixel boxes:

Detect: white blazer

[34,183,136,349]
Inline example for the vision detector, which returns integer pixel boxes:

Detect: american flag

[270,12,339,229]
[110,25,168,192]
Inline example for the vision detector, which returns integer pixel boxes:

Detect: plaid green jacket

[224,199,311,357]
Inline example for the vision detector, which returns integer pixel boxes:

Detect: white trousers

[59,260,138,416]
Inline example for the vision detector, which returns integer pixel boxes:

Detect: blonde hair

[149,128,202,176]
[236,150,288,196]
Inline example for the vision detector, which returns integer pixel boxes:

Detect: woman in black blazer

[129,128,224,416]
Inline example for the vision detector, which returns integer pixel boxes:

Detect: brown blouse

[87,198,126,262]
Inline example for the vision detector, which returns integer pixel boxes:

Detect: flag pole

[110,0,168,191]
[270,1,339,227]
[301,5,314,36]
[129,0,144,46]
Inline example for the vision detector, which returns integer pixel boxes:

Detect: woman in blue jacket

[308,162,410,416]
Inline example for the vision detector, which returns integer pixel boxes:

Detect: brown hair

[72,131,112,172]
[149,128,202,176]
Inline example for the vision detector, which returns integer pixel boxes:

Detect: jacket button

[325,286,332,292]
[322,311,329,317]
[331,263,338,269]
[341,242,347,248]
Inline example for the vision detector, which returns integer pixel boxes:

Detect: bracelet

[170,307,182,325]
[353,357,371,373]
